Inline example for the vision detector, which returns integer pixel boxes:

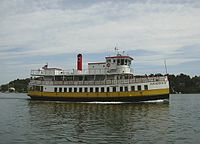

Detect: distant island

[0,74,200,94]
[0,78,30,93]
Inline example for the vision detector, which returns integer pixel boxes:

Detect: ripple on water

[0,93,200,143]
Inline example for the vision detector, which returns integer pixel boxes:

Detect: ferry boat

[28,52,169,102]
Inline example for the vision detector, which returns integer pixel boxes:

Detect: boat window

[64,88,67,92]
[69,88,72,92]
[107,87,110,92]
[117,59,120,65]
[95,87,99,92]
[125,75,128,79]
[131,86,135,91]
[74,87,77,92]
[113,87,116,92]
[40,86,43,92]
[144,85,148,90]
[54,87,57,92]
[36,86,40,91]
[33,86,35,91]
[125,59,127,65]
[84,87,88,92]
[101,87,105,92]
[128,60,131,66]
[66,76,73,81]
[125,86,128,91]
[79,76,83,81]
[137,85,141,91]
[90,87,93,92]
[59,87,62,92]
[120,86,123,92]
[121,59,124,65]
[79,87,82,92]
[107,59,111,63]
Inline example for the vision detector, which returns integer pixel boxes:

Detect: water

[0,93,200,144]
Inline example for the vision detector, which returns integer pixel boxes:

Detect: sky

[0,0,200,84]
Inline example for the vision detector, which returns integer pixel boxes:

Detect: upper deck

[31,53,134,77]
[30,68,134,76]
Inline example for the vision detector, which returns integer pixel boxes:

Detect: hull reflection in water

[27,100,169,143]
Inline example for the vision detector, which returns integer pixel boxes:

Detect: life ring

[107,63,110,67]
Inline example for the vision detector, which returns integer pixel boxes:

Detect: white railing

[31,69,109,76]
[29,76,167,86]
[30,67,134,76]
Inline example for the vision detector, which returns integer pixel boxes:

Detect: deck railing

[30,67,134,76]
[29,76,167,86]
[31,69,110,76]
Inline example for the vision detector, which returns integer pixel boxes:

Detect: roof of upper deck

[105,55,133,60]
[88,62,106,65]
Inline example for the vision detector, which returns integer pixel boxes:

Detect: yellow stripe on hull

[28,88,169,98]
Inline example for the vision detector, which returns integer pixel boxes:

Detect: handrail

[31,69,109,75]
[29,76,167,86]
[30,67,134,76]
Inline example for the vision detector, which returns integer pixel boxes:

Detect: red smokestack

[77,54,82,71]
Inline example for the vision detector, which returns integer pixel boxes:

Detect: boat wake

[79,99,169,104]
[80,101,125,104]
[142,99,169,103]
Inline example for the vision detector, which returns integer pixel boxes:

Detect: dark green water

[0,93,200,144]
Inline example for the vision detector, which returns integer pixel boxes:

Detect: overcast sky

[0,0,200,84]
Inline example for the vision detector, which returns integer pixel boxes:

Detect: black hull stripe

[30,94,169,102]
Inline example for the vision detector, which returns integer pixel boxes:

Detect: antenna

[114,46,119,54]
[164,59,168,74]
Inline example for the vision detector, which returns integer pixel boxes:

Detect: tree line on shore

[0,74,200,94]
[168,74,200,94]
[0,78,30,93]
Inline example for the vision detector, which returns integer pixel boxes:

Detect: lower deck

[28,88,169,102]
[28,76,169,102]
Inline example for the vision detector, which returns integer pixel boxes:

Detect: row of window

[107,59,131,66]
[54,85,148,93]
